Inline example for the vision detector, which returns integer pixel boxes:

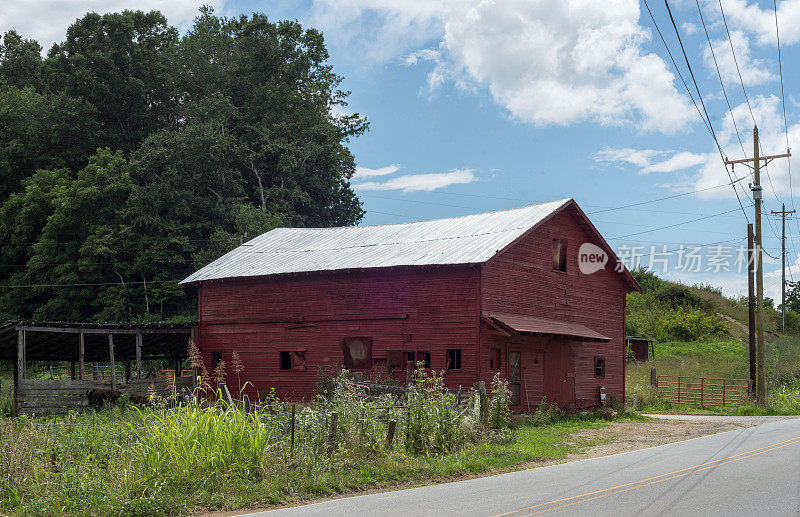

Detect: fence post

[677,377,681,405]
[474,381,488,429]
[700,378,704,407]
[405,405,411,451]
[291,404,296,456]
[243,394,251,413]
[723,379,726,407]
[650,368,657,387]
[386,420,397,449]
[327,412,338,456]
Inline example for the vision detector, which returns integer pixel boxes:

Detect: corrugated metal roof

[181,198,572,283]
[484,311,611,342]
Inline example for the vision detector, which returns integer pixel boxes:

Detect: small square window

[446,349,462,370]
[489,348,501,370]
[595,357,606,377]
[279,351,292,371]
[553,238,567,272]
[212,352,223,369]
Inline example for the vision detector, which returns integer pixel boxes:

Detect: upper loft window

[553,238,567,272]
[342,337,373,370]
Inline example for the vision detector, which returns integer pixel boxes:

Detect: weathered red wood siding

[480,206,628,406]
[196,266,481,401]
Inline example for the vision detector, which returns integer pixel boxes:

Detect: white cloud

[642,152,710,174]
[353,164,401,179]
[0,1,223,51]
[703,30,775,87]
[594,147,667,168]
[309,0,695,134]
[716,0,800,46]
[354,169,478,192]
[594,147,708,174]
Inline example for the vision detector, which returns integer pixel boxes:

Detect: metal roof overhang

[483,312,611,343]
[0,321,195,362]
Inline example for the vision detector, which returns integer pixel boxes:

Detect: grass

[0,366,648,516]
[626,337,800,415]
[0,404,640,516]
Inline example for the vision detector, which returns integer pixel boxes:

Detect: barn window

[489,348,501,370]
[595,357,606,377]
[446,349,462,370]
[212,352,223,369]
[279,351,292,371]
[417,351,431,369]
[342,337,373,370]
[279,350,306,372]
[553,239,567,271]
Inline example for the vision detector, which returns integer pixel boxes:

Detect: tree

[43,10,179,152]
[784,282,800,313]
[0,86,100,199]
[0,8,368,322]
[0,30,43,90]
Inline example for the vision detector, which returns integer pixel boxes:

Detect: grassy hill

[625,269,800,414]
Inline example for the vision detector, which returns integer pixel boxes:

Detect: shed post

[108,334,116,391]
[174,357,180,378]
[78,333,85,380]
[70,361,76,380]
[17,329,25,381]
[124,361,131,383]
[135,333,142,379]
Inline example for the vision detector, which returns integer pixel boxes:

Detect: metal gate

[656,376,749,407]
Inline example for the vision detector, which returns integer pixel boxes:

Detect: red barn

[182,198,640,410]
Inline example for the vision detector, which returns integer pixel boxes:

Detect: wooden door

[508,349,522,407]
[543,342,575,408]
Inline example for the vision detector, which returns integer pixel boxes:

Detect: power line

[694,0,747,158]
[772,0,799,284]
[609,205,751,239]
[660,0,751,222]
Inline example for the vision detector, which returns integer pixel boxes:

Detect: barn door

[508,349,522,407]
[543,341,575,408]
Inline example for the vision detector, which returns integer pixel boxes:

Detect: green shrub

[489,373,511,429]
[659,307,727,341]
[630,267,664,292]
[406,365,467,455]
[530,398,560,426]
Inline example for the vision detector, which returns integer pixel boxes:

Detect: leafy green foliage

[0,7,368,322]
[489,373,511,429]
[626,269,726,341]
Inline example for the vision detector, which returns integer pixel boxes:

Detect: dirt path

[562,418,750,462]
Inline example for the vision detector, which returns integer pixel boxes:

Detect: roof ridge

[265,198,573,232]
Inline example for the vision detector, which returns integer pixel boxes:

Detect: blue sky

[3,0,800,299]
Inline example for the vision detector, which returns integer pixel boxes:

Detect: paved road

[246,417,800,517]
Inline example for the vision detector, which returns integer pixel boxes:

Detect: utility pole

[747,223,756,395]
[724,126,790,405]
[771,203,795,330]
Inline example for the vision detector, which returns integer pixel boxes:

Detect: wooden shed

[626,336,656,362]
[183,199,640,410]
[1,321,194,414]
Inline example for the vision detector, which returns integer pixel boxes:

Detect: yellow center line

[493,435,800,517]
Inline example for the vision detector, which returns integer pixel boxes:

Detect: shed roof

[182,198,639,291]
[0,321,193,362]
[484,311,611,342]
[184,199,573,283]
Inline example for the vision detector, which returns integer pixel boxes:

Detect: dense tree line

[0,8,368,322]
